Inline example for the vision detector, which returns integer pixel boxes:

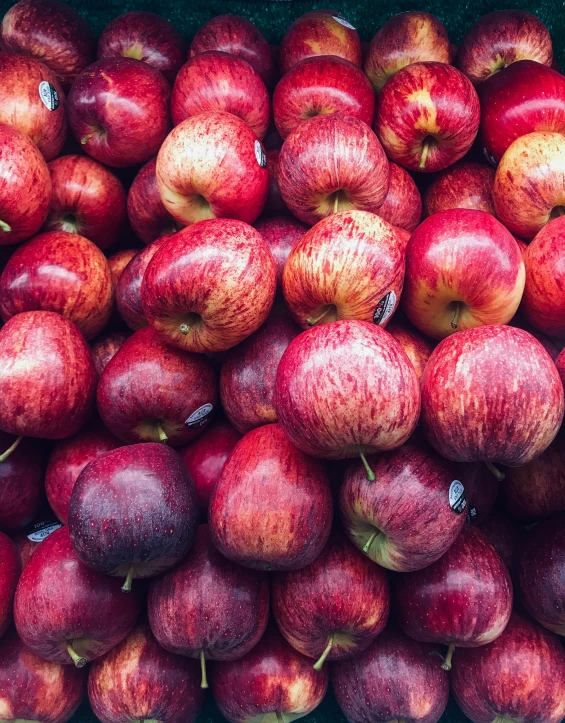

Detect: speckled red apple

[423,162,496,217]
[254,216,308,287]
[90,332,129,378]
[127,158,179,246]
[377,163,422,232]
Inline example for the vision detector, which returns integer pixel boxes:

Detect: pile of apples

[2,2,565,723]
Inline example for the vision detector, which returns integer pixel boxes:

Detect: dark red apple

[460,462,499,525]
[107,249,137,288]
[90,331,129,378]
[0,433,43,531]
[127,158,179,246]
[12,518,62,570]
[423,162,496,217]
[386,319,434,381]
[0,531,20,637]
[209,423,332,570]
[254,216,308,287]
[377,163,422,232]
[67,57,171,168]
[478,508,521,575]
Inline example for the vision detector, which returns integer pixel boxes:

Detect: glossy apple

[156,112,268,226]
[377,163,421,232]
[127,158,179,246]
[386,319,434,381]
[68,443,199,588]
[90,331,128,378]
[210,424,332,570]
[0,532,19,638]
[141,219,276,353]
[108,249,137,288]
[423,162,495,217]
[374,62,480,173]
[0,433,43,531]
[67,57,171,168]
[254,216,308,287]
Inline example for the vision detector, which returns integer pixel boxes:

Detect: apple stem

[358,447,375,482]
[80,133,93,145]
[306,308,331,327]
[66,641,87,668]
[441,642,456,671]
[121,565,134,593]
[276,713,284,723]
[0,220,11,233]
[485,461,506,481]
[200,649,209,689]
[419,139,432,170]
[156,423,168,443]
[0,435,23,462]
[313,634,334,671]
[180,323,190,335]
[333,193,340,215]
[451,302,462,330]
[363,530,378,555]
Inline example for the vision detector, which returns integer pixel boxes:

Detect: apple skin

[254,216,308,288]
[0,52,67,161]
[275,320,420,460]
[108,249,137,288]
[377,163,422,232]
[12,518,63,570]
[423,162,496,217]
[127,158,179,246]
[374,62,481,173]
[0,311,96,439]
[14,525,140,666]
[171,51,270,139]
[460,462,499,525]
[67,57,171,168]
[364,11,451,93]
[340,441,467,572]
[220,309,301,434]
[0,531,20,638]
[273,55,374,140]
[263,148,289,217]
[279,10,361,75]
[45,420,122,524]
[402,209,525,339]
[68,443,199,582]
[44,155,127,251]
[478,509,521,577]
[272,531,390,665]
[97,11,186,83]
[0,433,43,531]
[211,625,329,723]
[282,210,405,330]
[141,219,276,353]
[189,14,274,88]
[90,331,129,378]
[209,423,332,571]
[332,623,449,723]
[0,627,86,723]
[0,122,52,245]
[97,325,218,446]
[457,11,553,85]
[88,623,204,723]
[451,612,565,723]
[179,422,242,510]
[421,325,564,466]
[0,0,94,87]
[156,112,268,226]
[385,319,434,381]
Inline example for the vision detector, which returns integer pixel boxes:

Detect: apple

[478,508,521,576]
[279,10,361,75]
[0,230,114,340]
[68,443,199,589]
[385,319,434,381]
[282,210,405,329]
[156,112,268,226]
[460,462,499,525]
[254,216,308,287]
[0,433,43,531]
[423,162,496,217]
[0,531,19,638]
[97,11,186,83]
[12,518,63,570]
[402,209,525,339]
[171,51,270,139]
[149,524,269,687]
[263,148,289,216]
[209,423,332,570]
[275,320,420,463]
[97,325,218,446]
[421,325,564,469]
[451,612,565,723]
[43,155,127,251]
[188,14,274,87]
[0,0,94,87]
[493,131,565,238]
[374,62,480,173]
[0,311,96,440]
[141,219,276,353]
[558,348,565,387]
[108,249,137,288]
[0,628,86,722]
[457,11,553,85]
[211,625,329,723]
[377,163,422,232]
[127,158,179,246]
[0,52,67,160]
[67,57,171,168]
[273,55,374,140]
[45,420,122,524]
[272,531,390,668]
[510,313,561,358]
[88,623,204,723]
[220,308,300,434]
[90,331,129,378]
[0,122,51,245]
[332,623,449,723]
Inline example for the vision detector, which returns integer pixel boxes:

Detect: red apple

[263,147,289,216]
[377,163,422,232]
[0,52,67,160]
[156,112,268,226]
[457,11,553,85]
[279,10,361,75]
[141,219,276,353]
[273,56,374,140]
[374,62,480,173]
[278,113,390,226]
[451,612,565,723]
[558,348,565,387]
[423,162,496,217]
[478,508,521,575]
[254,216,308,287]
[0,531,19,637]
[67,57,171,168]
[0,311,96,439]
[127,158,179,246]
[460,462,499,525]
[90,331,129,378]
[88,623,204,723]
[421,325,564,467]
[107,249,137,288]
[0,122,51,244]
[386,319,434,381]
[97,11,186,83]
[1,0,94,87]
[171,51,270,139]
[43,155,127,251]
[12,518,62,570]
[209,423,332,570]
[97,325,218,446]
[0,433,43,531]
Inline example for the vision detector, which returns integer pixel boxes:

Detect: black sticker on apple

[373,290,397,325]
[25,518,62,542]
[185,403,214,429]
[467,506,478,524]
[449,480,467,514]
[38,81,59,111]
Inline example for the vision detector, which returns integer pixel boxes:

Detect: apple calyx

[121,564,135,593]
[451,302,462,330]
[441,641,455,671]
[0,434,23,462]
[358,447,375,482]
[485,461,506,481]
[0,220,11,233]
[313,633,334,670]
[66,640,87,668]
[180,323,191,335]
[200,649,209,689]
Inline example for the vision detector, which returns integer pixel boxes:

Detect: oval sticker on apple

[373,290,397,325]
[185,403,214,429]
[254,140,267,169]
[26,519,62,542]
[38,81,60,111]
[332,14,356,30]
[449,480,467,514]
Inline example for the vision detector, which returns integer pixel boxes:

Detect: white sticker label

[185,403,214,429]
[27,521,62,542]
[449,480,467,514]
[255,140,267,168]
[333,14,356,30]
[373,291,397,325]
[38,81,59,111]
